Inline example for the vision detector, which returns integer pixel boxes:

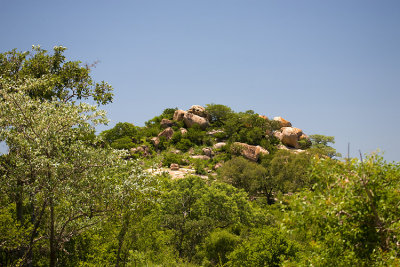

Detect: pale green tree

[0,78,156,266]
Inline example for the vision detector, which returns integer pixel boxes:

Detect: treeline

[0,47,399,266]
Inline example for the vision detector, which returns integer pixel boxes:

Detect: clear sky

[1,0,399,161]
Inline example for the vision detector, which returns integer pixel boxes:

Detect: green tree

[282,154,400,266]
[205,103,234,127]
[0,45,113,105]
[160,176,252,262]
[0,79,153,266]
[228,227,298,267]
[309,134,341,158]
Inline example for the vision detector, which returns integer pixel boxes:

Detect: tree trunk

[115,212,131,267]
[16,178,23,222]
[49,198,56,267]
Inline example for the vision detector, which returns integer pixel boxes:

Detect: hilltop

[101,104,337,181]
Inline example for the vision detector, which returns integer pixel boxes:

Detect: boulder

[202,147,214,158]
[158,127,174,140]
[273,116,292,128]
[187,105,209,119]
[190,155,211,160]
[151,137,160,146]
[213,162,223,170]
[160,119,175,129]
[259,115,269,120]
[170,163,180,171]
[273,131,283,140]
[180,128,188,135]
[183,112,209,129]
[130,145,151,157]
[280,127,301,148]
[232,142,269,162]
[277,144,306,154]
[207,129,224,136]
[173,110,186,121]
[213,142,226,150]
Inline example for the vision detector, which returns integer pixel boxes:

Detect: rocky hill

[101,104,328,180]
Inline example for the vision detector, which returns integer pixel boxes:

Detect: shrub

[228,227,298,267]
[110,136,135,149]
[162,152,186,167]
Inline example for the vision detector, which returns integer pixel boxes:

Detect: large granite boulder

[280,127,303,148]
[179,128,188,135]
[273,116,292,128]
[188,105,209,119]
[170,163,180,170]
[213,142,226,150]
[190,155,211,160]
[151,137,160,146]
[160,119,175,129]
[232,142,269,162]
[173,110,186,121]
[183,112,209,129]
[158,127,174,140]
[202,147,214,158]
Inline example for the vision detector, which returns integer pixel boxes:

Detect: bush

[205,103,234,127]
[110,136,135,149]
[228,227,298,267]
[203,230,240,266]
[162,152,186,167]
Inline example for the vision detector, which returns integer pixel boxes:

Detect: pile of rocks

[173,105,210,130]
[272,117,310,149]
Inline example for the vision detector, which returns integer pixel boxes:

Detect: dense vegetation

[1,47,399,266]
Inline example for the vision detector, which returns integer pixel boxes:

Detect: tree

[0,45,113,105]
[309,134,341,158]
[159,176,253,262]
[205,103,234,127]
[217,157,269,198]
[0,79,151,266]
[228,227,298,267]
[282,154,400,266]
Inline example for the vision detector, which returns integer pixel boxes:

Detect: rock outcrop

[188,105,209,119]
[213,142,226,150]
[202,147,214,158]
[274,126,309,149]
[158,127,174,140]
[130,145,151,157]
[232,142,269,162]
[160,119,175,129]
[190,155,211,160]
[179,128,188,135]
[151,137,160,146]
[170,163,180,171]
[273,116,292,128]
[183,112,209,129]
[173,110,186,121]
[173,105,210,130]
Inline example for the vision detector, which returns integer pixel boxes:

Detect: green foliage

[0,77,156,266]
[268,150,314,194]
[160,176,253,262]
[205,103,234,127]
[228,227,298,267]
[0,45,113,105]
[186,124,207,146]
[203,229,240,266]
[162,152,186,167]
[282,154,400,266]
[224,111,273,146]
[309,134,341,158]
[101,122,137,144]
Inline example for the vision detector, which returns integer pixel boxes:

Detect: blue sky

[1,0,399,161]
